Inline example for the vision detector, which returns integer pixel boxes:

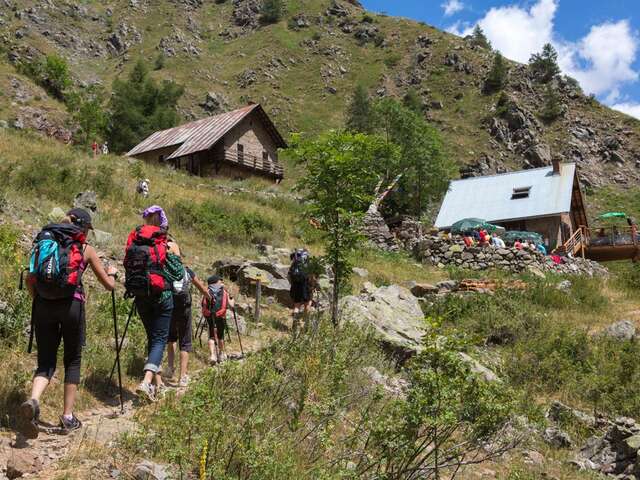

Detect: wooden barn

[126,103,286,180]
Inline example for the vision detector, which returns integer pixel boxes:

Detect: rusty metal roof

[126,104,286,159]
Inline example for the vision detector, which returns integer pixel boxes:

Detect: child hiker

[202,275,234,364]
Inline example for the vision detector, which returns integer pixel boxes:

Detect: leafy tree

[484,51,509,93]
[540,83,563,122]
[356,324,515,478]
[67,85,108,145]
[345,85,373,134]
[106,60,184,153]
[529,43,561,83]
[17,54,72,101]
[290,131,399,325]
[372,98,454,216]
[470,25,491,50]
[260,0,284,24]
[403,88,424,114]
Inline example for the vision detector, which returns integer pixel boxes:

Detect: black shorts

[206,315,226,341]
[290,279,311,304]
[168,295,193,352]
[32,296,85,385]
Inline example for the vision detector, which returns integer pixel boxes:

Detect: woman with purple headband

[124,206,182,401]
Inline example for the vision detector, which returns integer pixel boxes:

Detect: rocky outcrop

[574,417,640,478]
[340,284,425,355]
[413,235,607,277]
[199,91,228,114]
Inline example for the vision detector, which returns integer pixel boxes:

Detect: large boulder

[340,285,426,355]
[73,190,98,214]
[600,320,637,342]
[237,265,292,307]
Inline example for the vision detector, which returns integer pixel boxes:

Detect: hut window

[237,144,244,163]
[511,186,531,200]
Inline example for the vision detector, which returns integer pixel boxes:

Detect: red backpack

[123,225,169,297]
[202,284,228,319]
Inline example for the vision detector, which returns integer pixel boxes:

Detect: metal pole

[111,291,124,414]
[232,307,244,357]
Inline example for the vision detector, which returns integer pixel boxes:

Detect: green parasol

[450,218,505,235]
[503,230,543,245]
[598,212,627,220]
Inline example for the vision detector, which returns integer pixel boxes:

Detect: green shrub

[170,199,278,244]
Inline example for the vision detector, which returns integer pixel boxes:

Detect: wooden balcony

[223,150,284,178]
[559,225,640,262]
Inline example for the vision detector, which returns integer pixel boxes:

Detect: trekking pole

[108,300,136,387]
[232,307,244,357]
[110,291,124,414]
[213,324,221,364]
[197,316,206,348]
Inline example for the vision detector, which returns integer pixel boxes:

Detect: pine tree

[345,85,373,133]
[470,25,491,50]
[540,84,563,122]
[529,43,561,83]
[484,52,508,93]
[260,0,284,24]
[403,88,423,114]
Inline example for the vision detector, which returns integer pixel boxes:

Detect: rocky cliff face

[0,0,638,191]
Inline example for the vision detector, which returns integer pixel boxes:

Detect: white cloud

[442,0,464,17]
[611,102,640,119]
[445,0,640,108]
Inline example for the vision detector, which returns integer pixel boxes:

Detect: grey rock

[200,91,228,113]
[48,206,66,223]
[133,460,170,480]
[91,229,112,246]
[340,285,426,354]
[213,257,247,281]
[429,100,444,110]
[543,426,572,448]
[74,190,98,213]
[459,352,501,382]
[362,366,408,398]
[556,280,572,291]
[601,320,636,341]
[407,282,438,298]
[436,280,458,291]
[226,309,247,335]
[546,400,598,428]
[352,267,368,278]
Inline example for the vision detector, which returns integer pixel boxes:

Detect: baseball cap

[207,274,221,285]
[67,208,93,230]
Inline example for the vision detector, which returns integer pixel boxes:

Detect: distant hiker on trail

[124,206,182,402]
[288,248,312,328]
[18,208,117,439]
[164,246,210,387]
[137,179,150,198]
[101,142,109,155]
[91,140,98,157]
[202,275,234,364]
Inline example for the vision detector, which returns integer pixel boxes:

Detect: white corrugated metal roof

[435,163,576,229]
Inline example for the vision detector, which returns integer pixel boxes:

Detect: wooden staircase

[557,227,586,258]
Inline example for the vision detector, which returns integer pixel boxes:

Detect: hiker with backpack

[164,247,210,387]
[288,248,312,327]
[18,208,118,438]
[124,206,183,402]
[202,275,234,364]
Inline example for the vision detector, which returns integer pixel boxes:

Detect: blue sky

[360,0,640,119]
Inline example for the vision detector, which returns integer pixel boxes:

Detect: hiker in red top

[18,208,117,439]
[91,140,98,157]
[123,206,182,402]
[202,275,234,364]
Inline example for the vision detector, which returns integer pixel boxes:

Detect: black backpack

[289,249,309,283]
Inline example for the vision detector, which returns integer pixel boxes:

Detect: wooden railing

[224,151,284,177]
[559,227,585,257]
[585,225,638,248]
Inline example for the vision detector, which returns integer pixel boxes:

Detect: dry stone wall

[413,235,608,277]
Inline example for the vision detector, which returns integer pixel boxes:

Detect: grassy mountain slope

[0,0,639,194]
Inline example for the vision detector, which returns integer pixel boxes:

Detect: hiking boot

[135,382,156,403]
[59,414,82,434]
[16,399,40,439]
[178,375,190,388]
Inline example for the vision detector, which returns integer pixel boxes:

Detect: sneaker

[59,414,82,434]
[135,382,156,402]
[218,352,227,363]
[155,384,169,399]
[16,399,40,439]
[178,375,190,387]
[209,355,218,365]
